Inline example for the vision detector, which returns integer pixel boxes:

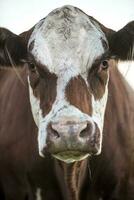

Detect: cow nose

[47,121,93,141]
[44,120,101,161]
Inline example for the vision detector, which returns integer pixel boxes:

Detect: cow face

[27,6,109,163]
[0,5,134,163]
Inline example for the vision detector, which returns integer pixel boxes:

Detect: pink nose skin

[49,121,93,141]
[44,119,101,159]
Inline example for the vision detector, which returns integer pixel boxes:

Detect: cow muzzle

[42,117,101,163]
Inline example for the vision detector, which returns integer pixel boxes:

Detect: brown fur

[66,76,92,115]
[88,59,109,100]
[28,67,57,116]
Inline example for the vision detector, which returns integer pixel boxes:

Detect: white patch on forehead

[28,5,106,78]
[27,6,109,157]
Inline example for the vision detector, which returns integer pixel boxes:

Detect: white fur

[27,5,109,157]
[28,77,40,126]
[92,81,109,154]
[92,81,109,132]
[28,5,106,78]
[36,188,42,200]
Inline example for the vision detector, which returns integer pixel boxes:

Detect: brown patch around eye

[65,76,92,115]
[39,72,57,116]
[88,62,109,100]
[28,62,57,116]
[28,68,40,89]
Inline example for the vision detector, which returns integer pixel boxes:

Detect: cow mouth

[52,151,89,163]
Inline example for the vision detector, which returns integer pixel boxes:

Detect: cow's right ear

[108,21,134,61]
[0,28,27,67]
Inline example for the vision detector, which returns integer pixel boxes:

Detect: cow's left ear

[108,21,134,61]
[0,28,27,67]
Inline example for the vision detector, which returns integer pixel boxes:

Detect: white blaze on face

[91,82,109,153]
[28,76,40,126]
[92,87,108,131]
[28,5,106,77]
[27,5,109,156]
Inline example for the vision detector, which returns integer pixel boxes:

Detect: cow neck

[55,158,89,200]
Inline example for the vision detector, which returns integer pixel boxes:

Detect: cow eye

[100,60,109,70]
[29,62,36,72]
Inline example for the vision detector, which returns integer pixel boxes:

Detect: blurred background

[0,0,134,88]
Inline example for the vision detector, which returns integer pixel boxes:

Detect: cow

[0,5,134,200]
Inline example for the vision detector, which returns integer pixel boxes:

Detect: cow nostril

[52,129,60,139]
[48,125,60,139]
[79,123,92,139]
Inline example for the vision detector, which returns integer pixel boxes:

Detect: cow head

[0,5,134,163]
